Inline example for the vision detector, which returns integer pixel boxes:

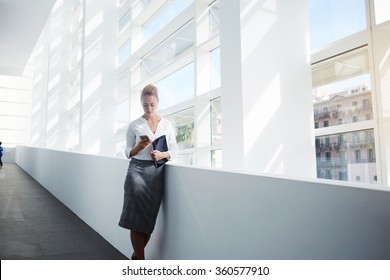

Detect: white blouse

[125,116,178,161]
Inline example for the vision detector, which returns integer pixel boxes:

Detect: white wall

[15,146,390,259]
[1,147,15,163]
[220,0,316,178]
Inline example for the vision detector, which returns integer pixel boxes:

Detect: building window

[323,120,329,127]
[355,150,361,163]
[368,149,375,162]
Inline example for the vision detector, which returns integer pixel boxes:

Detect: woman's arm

[125,122,151,158]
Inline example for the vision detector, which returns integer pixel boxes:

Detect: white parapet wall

[1,147,15,163]
[15,146,390,259]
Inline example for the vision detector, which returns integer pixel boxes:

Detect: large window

[309,2,379,185]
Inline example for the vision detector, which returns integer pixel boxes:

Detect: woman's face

[141,95,159,117]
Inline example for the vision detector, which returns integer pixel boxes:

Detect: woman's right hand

[137,138,152,150]
[130,138,151,157]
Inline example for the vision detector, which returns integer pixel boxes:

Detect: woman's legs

[130,231,151,260]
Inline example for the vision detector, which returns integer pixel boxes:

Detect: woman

[118,84,178,260]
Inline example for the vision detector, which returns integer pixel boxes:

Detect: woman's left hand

[150,150,168,161]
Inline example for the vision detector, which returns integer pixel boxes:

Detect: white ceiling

[0,0,57,76]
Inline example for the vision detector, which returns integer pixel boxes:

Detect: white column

[45,0,73,150]
[220,0,316,178]
[220,0,245,171]
[372,25,390,186]
[81,0,117,156]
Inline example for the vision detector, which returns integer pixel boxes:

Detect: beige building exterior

[314,86,377,184]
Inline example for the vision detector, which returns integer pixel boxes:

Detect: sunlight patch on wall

[244,74,281,155]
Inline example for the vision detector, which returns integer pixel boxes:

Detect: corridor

[0,163,127,260]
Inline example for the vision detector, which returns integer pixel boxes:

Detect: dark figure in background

[118,84,178,260]
[0,142,3,167]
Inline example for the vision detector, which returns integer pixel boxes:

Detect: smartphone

[140,135,149,141]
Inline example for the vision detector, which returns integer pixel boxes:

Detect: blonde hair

[141,84,159,101]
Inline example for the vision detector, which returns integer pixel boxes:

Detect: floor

[0,163,128,260]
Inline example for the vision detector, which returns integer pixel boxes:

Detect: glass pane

[312,47,369,87]
[209,0,220,38]
[141,0,192,46]
[210,47,221,90]
[315,129,377,184]
[155,62,195,110]
[313,74,372,127]
[176,152,195,165]
[118,0,129,8]
[117,69,130,99]
[116,140,126,158]
[132,0,151,19]
[211,149,222,168]
[211,98,222,146]
[119,8,131,33]
[141,20,194,79]
[313,48,372,128]
[308,0,367,50]
[118,41,131,66]
[115,99,129,131]
[165,108,195,149]
[374,0,390,25]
